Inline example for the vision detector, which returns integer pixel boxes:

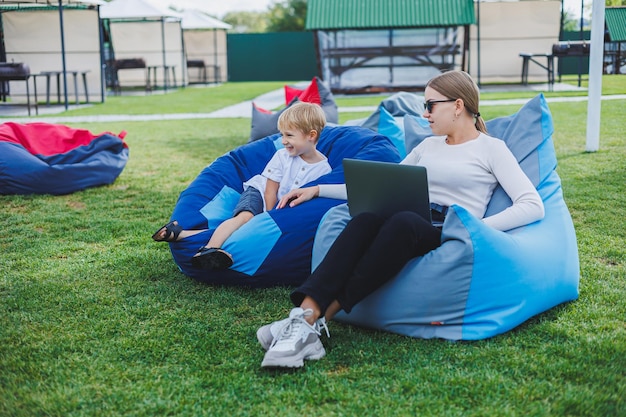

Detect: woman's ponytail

[474,112,487,134]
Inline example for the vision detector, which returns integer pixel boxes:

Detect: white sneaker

[257,315,329,351]
[260,307,328,368]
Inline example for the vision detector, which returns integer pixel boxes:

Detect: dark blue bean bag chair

[0,122,129,195]
[167,125,401,287]
[313,94,580,340]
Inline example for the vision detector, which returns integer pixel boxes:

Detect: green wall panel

[227,32,318,81]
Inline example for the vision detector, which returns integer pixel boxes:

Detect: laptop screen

[343,159,432,222]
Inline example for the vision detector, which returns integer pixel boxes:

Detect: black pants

[291,211,442,315]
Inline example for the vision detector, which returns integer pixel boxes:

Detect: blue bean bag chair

[312,94,580,340]
[0,122,129,195]
[168,125,401,287]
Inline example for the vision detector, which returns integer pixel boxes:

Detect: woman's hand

[277,186,320,209]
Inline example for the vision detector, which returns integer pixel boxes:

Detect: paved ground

[1,82,624,124]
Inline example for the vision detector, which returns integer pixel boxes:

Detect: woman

[258,71,545,369]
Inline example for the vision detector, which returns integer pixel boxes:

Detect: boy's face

[280,126,317,158]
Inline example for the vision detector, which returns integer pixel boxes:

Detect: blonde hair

[426,70,487,134]
[277,102,327,142]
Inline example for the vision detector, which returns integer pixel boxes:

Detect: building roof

[181,9,231,30]
[100,0,181,20]
[605,7,626,42]
[0,0,102,4]
[0,0,102,10]
[305,0,476,30]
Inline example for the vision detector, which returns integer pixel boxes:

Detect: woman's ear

[455,98,464,112]
[454,99,465,118]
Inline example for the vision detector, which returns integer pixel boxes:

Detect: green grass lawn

[1,76,624,416]
[48,81,290,116]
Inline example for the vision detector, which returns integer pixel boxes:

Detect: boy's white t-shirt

[244,148,331,210]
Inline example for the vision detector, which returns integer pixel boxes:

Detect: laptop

[343,158,435,224]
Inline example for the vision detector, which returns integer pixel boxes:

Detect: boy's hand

[277,186,319,208]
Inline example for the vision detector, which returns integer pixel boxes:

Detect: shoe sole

[256,327,273,351]
[191,248,233,270]
[261,340,326,368]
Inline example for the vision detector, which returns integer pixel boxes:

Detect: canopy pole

[213,29,218,83]
[585,0,605,152]
[58,0,69,110]
[180,22,186,86]
[161,18,167,92]
[97,5,106,103]
[476,0,481,87]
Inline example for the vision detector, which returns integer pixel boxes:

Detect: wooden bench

[36,70,90,105]
[147,65,177,91]
[519,53,555,89]
[111,58,149,93]
[187,60,207,84]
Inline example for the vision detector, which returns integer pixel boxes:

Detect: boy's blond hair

[277,102,326,142]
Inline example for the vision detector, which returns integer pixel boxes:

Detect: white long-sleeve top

[319,133,544,232]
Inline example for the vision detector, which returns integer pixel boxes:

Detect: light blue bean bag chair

[312,94,580,340]
[168,125,400,287]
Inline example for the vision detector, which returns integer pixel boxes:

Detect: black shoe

[191,247,233,270]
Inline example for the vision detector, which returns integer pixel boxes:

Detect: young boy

[189,102,331,270]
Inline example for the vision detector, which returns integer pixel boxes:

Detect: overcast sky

[151,0,590,21]
[563,0,590,18]
[151,0,273,18]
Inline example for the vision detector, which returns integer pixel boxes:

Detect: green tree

[222,11,268,33]
[562,9,581,31]
[266,0,308,32]
[606,0,626,6]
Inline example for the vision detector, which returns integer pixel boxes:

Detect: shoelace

[317,317,331,339]
[270,309,322,349]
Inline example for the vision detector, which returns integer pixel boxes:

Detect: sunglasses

[424,99,456,113]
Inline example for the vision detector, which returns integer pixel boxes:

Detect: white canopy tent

[0,0,104,109]
[181,9,230,84]
[100,0,186,89]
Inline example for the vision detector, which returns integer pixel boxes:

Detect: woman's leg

[338,211,441,312]
[293,211,441,316]
[261,212,440,368]
[324,300,342,321]
[291,212,387,315]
